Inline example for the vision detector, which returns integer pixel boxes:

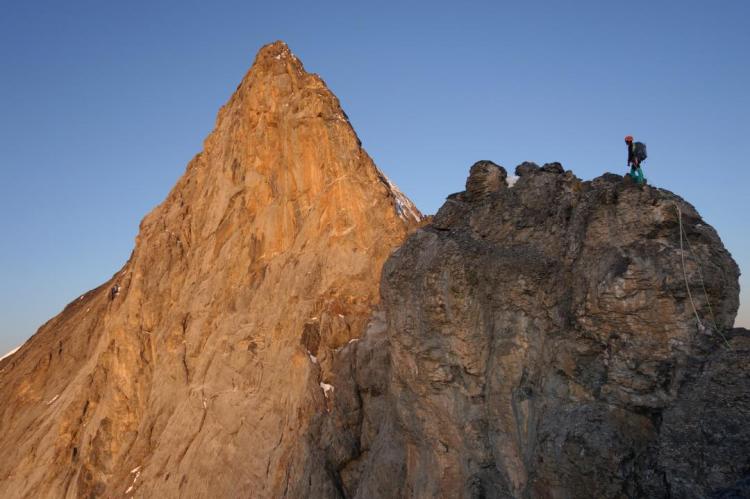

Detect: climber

[110,284,120,300]
[625,135,647,185]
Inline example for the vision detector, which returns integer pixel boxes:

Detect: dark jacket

[627,142,638,166]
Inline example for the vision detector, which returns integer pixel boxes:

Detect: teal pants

[630,165,645,184]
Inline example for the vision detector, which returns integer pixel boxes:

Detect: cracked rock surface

[322,162,746,499]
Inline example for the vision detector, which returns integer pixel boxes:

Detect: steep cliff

[323,162,747,498]
[0,41,420,498]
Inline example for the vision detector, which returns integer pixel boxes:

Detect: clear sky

[1,0,748,354]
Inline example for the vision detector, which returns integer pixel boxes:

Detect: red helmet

[624,135,633,142]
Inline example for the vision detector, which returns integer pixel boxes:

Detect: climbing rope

[683,227,720,330]
[674,203,732,349]
[676,204,701,326]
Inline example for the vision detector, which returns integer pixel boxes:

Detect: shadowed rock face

[0,41,420,498]
[323,163,746,499]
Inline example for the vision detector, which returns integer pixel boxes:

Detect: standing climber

[110,283,120,301]
[625,135,647,185]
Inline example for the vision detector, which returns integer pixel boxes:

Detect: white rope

[682,227,720,331]
[676,204,702,327]
[674,203,732,348]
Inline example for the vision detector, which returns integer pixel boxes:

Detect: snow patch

[395,198,405,217]
[507,175,519,187]
[0,346,20,362]
[308,353,318,364]
[46,394,60,405]
[377,170,421,223]
[391,185,420,223]
[348,338,359,344]
[125,468,141,495]
[320,382,334,398]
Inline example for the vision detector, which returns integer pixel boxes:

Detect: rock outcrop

[0,41,420,498]
[322,162,747,498]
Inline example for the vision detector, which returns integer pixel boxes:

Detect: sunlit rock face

[322,163,747,499]
[0,41,420,498]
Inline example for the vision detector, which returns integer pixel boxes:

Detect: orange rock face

[0,41,419,498]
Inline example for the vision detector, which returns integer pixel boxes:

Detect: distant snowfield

[0,346,20,362]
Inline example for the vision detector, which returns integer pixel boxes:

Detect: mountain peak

[242,40,306,80]
[254,40,296,62]
[196,40,420,226]
[0,42,419,498]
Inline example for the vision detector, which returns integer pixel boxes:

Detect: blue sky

[1,0,748,354]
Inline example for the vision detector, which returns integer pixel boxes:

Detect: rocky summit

[320,161,748,499]
[1,43,748,499]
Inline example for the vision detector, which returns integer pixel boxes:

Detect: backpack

[634,141,647,161]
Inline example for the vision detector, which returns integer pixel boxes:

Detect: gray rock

[541,161,564,174]
[465,160,507,199]
[515,161,540,177]
[593,172,624,186]
[657,328,750,497]
[327,162,744,498]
